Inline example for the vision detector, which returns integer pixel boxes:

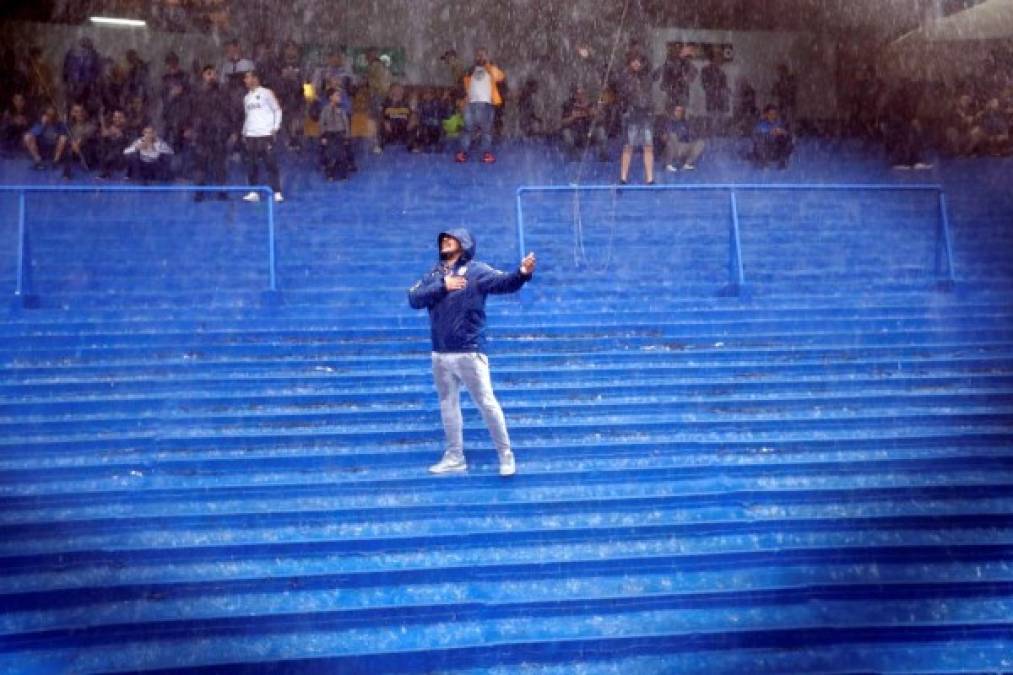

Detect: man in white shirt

[455,48,505,164]
[241,70,283,203]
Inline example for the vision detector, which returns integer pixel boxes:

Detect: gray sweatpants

[432,351,512,462]
[664,139,705,166]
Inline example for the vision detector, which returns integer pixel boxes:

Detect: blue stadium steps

[0,142,1012,673]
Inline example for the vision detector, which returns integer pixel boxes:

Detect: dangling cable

[571,0,631,271]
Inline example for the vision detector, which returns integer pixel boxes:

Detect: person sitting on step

[123,124,174,183]
[751,104,793,169]
[23,105,68,171]
[662,103,705,172]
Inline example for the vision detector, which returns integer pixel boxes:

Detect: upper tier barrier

[515,184,956,296]
[5,184,275,309]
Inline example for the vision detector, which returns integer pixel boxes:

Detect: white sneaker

[499,450,516,477]
[273,192,284,203]
[913,162,933,170]
[429,456,467,474]
[664,164,678,173]
[242,191,261,202]
[372,146,383,155]
[682,163,696,171]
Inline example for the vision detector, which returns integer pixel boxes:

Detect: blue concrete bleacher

[0,138,1012,673]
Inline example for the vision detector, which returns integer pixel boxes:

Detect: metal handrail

[515,183,956,295]
[5,184,276,306]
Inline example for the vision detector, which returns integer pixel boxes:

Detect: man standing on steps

[408,229,536,477]
[240,70,283,203]
[455,48,505,164]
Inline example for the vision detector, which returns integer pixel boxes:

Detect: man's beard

[440,250,456,261]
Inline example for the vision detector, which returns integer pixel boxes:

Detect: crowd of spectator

[1,36,1011,194]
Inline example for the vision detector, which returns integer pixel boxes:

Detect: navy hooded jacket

[408,228,531,353]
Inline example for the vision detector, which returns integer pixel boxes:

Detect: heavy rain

[0,0,1011,672]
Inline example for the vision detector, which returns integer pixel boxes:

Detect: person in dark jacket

[700,50,729,134]
[96,108,131,179]
[751,104,793,169]
[160,80,192,153]
[660,43,697,108]
[881,82,931,170]
[190,65,238,200]
[62,37,101,114]
[615,53,657,184]
[408,228,536,477]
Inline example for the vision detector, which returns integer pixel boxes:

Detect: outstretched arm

[476,252,536,294]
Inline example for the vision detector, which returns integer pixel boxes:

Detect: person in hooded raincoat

[408,229,536,477]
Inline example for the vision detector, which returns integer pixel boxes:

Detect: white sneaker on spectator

[664,164,678,173]
[913,162,933,170]
[499,450,516,477]
[682,163,696,170]
[242,191,261,202]
[372,146,383,155]
[429,456,467,474]
[274,192,284,203]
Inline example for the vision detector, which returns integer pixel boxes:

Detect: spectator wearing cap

[440,49,465,89]
[220,39,255,110]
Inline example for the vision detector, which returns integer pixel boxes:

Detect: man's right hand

[444,275,467,291]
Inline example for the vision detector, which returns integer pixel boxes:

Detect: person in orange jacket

[455,48,505,164]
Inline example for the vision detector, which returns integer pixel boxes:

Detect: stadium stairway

[0,140,1011,673]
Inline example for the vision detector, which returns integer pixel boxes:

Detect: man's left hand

[520,252,536,276]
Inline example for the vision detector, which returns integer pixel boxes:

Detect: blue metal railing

[6,185,276,307]
[515,184,957,294]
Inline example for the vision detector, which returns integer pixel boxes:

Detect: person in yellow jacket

[455,48,505,164]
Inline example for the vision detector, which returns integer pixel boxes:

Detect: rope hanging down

[570,0,631,271]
